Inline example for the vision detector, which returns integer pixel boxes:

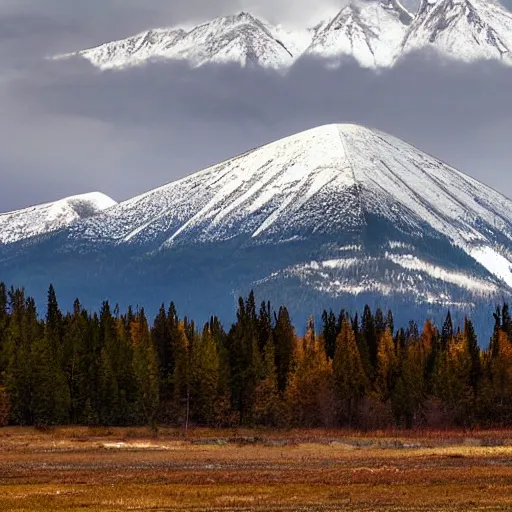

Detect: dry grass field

[1,427,512,511]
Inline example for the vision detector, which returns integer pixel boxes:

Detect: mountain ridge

[0,192,117,245]
[1,124,511,338]
[56,0,512,70]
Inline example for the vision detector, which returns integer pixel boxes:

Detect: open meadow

[1,428,512,511]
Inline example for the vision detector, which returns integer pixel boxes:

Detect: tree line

[1,282,512,429]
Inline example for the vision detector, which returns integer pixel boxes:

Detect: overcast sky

[1,0,512,211]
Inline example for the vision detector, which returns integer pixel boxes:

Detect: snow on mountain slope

[305,0,413,68]
[402,0,512,64]
[65,12,299,70]
[2,124,512,334]
[68,124,512,301]
[56,0,512,70]
[0,192,117,245]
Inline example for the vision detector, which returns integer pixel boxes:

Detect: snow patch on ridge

[0,192,117,245]
[387,253,498,293]
[470,246,512,288]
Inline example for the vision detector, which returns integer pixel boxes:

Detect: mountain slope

[402,0,512,63]
[305,0,413,68]
[68,124,512,294]
[1,125,511,336]
[65,12,301,70]
[0,192,117,245]
[56,1,512,70]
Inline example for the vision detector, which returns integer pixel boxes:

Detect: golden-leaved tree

[286,317,333,427]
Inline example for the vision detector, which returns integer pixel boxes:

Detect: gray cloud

[0,0,512,212]
[1,51,512,211]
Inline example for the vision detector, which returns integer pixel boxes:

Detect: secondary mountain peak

[56,0,512,70]
[2,125,512,333]
[64,11,298,70]
[302,1,411,68]
[403,0,512,63]
[0,192,117,245]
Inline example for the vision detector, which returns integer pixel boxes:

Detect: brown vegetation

[2,427,512,511]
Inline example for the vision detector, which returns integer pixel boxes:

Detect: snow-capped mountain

[1,124,511,334]
[0,192,117,245]
[306,0,413,68]
[64,12,306,70]
[402,0,512,64]
[57,0,512,70]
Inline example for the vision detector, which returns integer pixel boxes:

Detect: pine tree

[253,336,280,426]
[361,305,378,375]
[131,310,160,429]
[491,330,512,417]
[226,296,263,423]
[45,285,63,356]
[98,347,119,425]
[152,304,172,385]
[392,339,427,428]
[441,311,454,351]
[464,317,481,397]
[63,300,90,424]
[321,309,337,360]
[375,328,398,402]
[333,317,368,426]
[5,291,42,425]
[189,327,220,425]
[170,322,190,424]
[273,306,296,392]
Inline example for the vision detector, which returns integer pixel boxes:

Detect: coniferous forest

[2,282,512,430]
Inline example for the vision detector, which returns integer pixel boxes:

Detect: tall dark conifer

[441,311,454,351]
[273,306,296,392]
[322,309,337,360]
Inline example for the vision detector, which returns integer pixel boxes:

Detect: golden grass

[1,427,512,511]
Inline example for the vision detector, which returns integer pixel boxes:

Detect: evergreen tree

[131,310,160,429]
[189,327,220,425]
[375,328,398,402]
[362,305,378,374]
[274,306,296,392]
[253,336,280,426]
[45,284,63,357]
[321,309,337,360]
[464,317,481,396]
[441,311,454,351]
[170,322,190,424]
[63,300,90,424]
[333,316,368,426]
[98,347,119,425]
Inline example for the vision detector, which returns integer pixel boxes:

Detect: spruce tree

[464,317,481,396]
[253,336,280,426]
[441,311,454,351]
[362,305,378,374]
[273,306,296,392]
[131,310,160,429]
[321,309,337,360]
[333,316,368,426]
[376,328,398,402]
[189,327,220,425]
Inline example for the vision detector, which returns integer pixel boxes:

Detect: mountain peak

[305,0,411,67]
[0,192,117,245]
[403,0,512,63]
[56,0,512,70]
[3,126,512,334]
